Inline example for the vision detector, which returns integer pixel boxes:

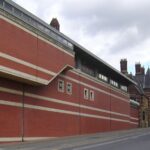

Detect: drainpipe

[109,79,112,131]
[78,72,81,135]
[21,85,25,142]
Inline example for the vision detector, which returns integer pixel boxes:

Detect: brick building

[120,59,150,127]
[0,0,139,143]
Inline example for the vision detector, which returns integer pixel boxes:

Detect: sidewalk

[0,128,150,150]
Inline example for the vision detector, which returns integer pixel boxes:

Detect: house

[120,59,150,128]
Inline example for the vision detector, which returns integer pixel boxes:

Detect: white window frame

[98,74,108,82]
[110,79,118,88]
[84,88,89,100]
[121,85,127,92]
[66,82,72,95]
[90,90,94,101]
[58,79,64,92]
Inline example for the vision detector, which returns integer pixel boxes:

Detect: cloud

[13,0,150,73]
[14,0,39,15]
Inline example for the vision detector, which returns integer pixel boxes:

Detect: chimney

[140,67,145,75]
[135,63,141,75]
[50,18,60,31]
[129,72,133,79]
[120,59,128,74]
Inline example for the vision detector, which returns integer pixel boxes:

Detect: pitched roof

[132,68,150,90]
[132,75,144,94]
[144,68,150,89]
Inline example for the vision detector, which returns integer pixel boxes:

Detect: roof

[132,75,144,94]
[131,68,150,91]
[144,68,150,89]
[3,0,136,85]
[3,0,73,50]
[73,43,136,85]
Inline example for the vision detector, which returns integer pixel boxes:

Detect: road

[0,128,150,150]
[70,132,150,150]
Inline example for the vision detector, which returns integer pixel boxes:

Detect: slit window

[110,79,118,88]
[84,88,89,100]
[143,111,145,121]
[90,90,94,101]
[98,74,108,82]
[58,79,64,92]
[66,82,72,95]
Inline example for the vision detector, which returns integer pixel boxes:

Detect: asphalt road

[70,132,150,150]
[0,128,150,150]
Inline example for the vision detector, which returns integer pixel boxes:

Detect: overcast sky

[13,0,150,74]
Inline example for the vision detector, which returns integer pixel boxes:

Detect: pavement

[0,128,150,150]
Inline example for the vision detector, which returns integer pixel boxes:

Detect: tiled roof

[132,75,144,94]
[144,68,150,89]
[132,68,150,91]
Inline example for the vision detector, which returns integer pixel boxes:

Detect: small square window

[84,88,89,100]
[58,79,64,92]
[66,82,72,95]
[90,90,94,101]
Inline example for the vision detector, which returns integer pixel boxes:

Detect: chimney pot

[50,18,60,31]
[135,63,141,75]
[120,59,128,74]
[140,67,145,75]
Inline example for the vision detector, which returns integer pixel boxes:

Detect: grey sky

[13,0,150,74]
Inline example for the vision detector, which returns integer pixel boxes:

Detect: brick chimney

[120,59,128,74]
[50,18,60,31]
[135,63,141,75]
[140,67,145,75]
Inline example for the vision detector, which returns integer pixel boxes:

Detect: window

[63,39,68,45]
[120,85,127,92]
[50,32,57,39]
[143,111,145,121]
[57,36,63,42]
[58,79,64,92]
[22,13,30,22]
[0,0,3,6]
[44,28,49,34]
[30,19,37,27]
[68,42,73,49]
[37,23,44,31]
[4,2,12,11]
[66,82,72,95]
[84,88,89,99]
[81,65,95,77]
[98,74,108,82]
[110,79,118,88]
[90,90,94,101]
[14,8,22,17]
